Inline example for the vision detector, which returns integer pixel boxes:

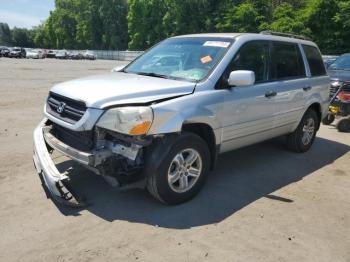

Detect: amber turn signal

[129,121,152,135]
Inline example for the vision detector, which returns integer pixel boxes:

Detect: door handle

[303,86,312,91]
[265,91,277,98]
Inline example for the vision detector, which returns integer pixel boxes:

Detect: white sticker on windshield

[203,41,230,48]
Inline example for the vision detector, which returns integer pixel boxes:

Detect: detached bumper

[33,119,84,206]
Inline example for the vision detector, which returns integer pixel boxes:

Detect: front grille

[46,92,86,124]
[50,123,94,152]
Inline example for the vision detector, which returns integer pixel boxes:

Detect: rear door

[268,41,309,132]
[301,45,330,118]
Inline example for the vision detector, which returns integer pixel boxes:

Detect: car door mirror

[228,70,255,87]
[111,65,126,72]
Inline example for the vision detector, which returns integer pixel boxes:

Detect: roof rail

[260,31,311,41]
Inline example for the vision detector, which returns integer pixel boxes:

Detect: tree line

[0,0,349,54]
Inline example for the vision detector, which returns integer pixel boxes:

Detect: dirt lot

[0,58,349,262]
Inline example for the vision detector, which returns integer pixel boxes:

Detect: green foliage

[128,0,169,50]
[10,27,35,47]
[0,0,349,54]
[25,0,128,50]
[216,2,263,33]
[127,0,350,54]
[0,23,12,46]
[269,3,306,34]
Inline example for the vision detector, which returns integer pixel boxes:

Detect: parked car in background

[8,47,26,58]
[83,50,96,60]
[33,32,330,206]
[68,51,83,60]
[323,55,339,68]
[46,50,57,58]
[55,50,68,59]
[26,49,45,59]
[41,49,48,58]
[328,54,350,83]
[0,46,11,57]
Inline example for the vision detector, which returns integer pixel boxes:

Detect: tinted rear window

[270,42,306,80]
[302,45,327,76]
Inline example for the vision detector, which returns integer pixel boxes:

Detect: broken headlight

[96,107,153,135]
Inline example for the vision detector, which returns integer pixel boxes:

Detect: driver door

[220,41,277,152]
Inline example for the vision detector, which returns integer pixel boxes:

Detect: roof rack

[260,31,311,41]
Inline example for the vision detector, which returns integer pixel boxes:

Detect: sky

[0,0,55,28]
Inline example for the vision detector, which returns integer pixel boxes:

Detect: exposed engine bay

[45,120,154,186]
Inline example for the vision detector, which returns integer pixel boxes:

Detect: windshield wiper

[135,72,170,79]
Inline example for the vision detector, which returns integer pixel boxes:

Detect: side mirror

[111,65,126,72]
[228,70,255,87]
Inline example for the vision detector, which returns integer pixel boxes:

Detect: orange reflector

[129,121,152,135]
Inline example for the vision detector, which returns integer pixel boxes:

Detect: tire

[336,118,350,132]
[146,132,210,205]
[286,109,319,153]
[322,113,335,125]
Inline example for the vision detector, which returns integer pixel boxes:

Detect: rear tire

[286,109,319,153]
[322,113,335,125]
[146,133,210,205]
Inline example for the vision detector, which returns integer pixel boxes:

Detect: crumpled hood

[50,72,196,108]
[328,70,350,83]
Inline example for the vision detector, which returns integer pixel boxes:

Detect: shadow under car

[50,136,349,229]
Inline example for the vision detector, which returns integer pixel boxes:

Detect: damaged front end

[33,118,152,206]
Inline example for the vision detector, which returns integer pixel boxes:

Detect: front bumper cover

[33,119,84,206]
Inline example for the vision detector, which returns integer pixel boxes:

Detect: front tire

[146,133,210,205]
[286,109,319,152]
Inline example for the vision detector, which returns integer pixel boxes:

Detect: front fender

[148,90,224,136]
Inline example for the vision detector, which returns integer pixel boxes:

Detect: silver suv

[33,32,330,206]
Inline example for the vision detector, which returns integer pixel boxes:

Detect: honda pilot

[33,32,330,206]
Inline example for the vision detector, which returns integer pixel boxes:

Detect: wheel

[146,133,210,205]
[322,113,335,125]
[286,109,319,152]
[336,118,350,132]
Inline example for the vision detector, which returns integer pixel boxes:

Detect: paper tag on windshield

[201,55,213,64]
[203,41,230,48]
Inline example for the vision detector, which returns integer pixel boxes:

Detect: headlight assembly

[97,107,153,135]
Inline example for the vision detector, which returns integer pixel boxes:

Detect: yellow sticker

[201,55,213,64]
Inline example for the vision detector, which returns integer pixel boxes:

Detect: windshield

[124,37,233,82]
[329,55,350,71]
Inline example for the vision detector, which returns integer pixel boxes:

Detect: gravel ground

[0,58,349,262]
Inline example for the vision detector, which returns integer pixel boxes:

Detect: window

[270,42,306,80]
[230,41,269,83]
[125,37,233,82]
[303,45,327,76]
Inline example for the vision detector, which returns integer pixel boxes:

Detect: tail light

[337,91,350,102]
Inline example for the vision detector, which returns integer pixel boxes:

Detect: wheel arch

[308,102,322,130]
[182,122,219,170]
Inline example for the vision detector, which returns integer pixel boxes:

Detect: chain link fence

[91,50,144,61]
[19,47,144,61]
